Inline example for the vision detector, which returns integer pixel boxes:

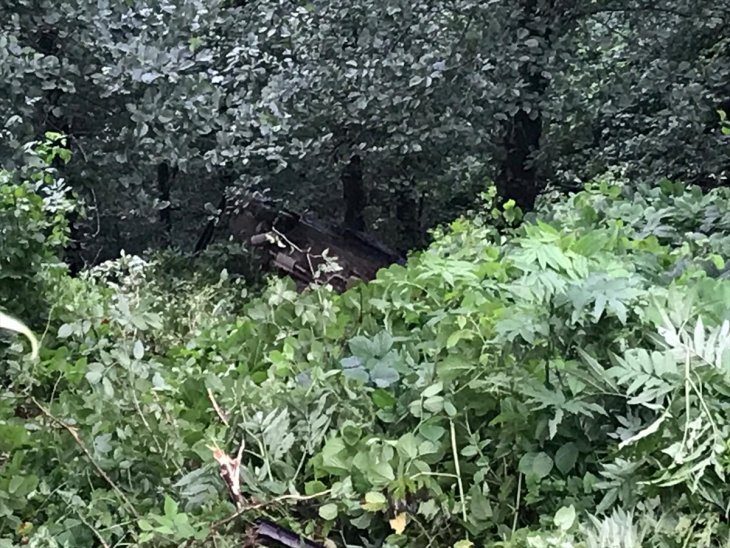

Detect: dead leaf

[389,512,407,535]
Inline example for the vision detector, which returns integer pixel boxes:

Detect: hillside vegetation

[2,142,730,547]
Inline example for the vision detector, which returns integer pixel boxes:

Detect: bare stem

[512,472,523,534]
[207,387,230,426]
[76,511,110,548]
[449,420,468,528]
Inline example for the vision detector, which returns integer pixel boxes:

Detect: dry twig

[207,388,230,427]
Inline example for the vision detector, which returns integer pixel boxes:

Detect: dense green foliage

[3,137,730,546]
[1,0,728,258]
[2,1,730,546]
[0,133,74,319]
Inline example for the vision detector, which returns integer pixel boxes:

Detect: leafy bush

[3,175,730,546]
[0,133,75,322]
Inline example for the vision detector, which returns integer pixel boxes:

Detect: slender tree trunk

[157,162,175,247]
[498,108,544,211]
[342,154,366,232]
[194,194,227,253]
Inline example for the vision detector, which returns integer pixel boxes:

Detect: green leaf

[320,437,349,473]
[554,443,578,474]
[318,503,338,520]
[85,363,104,385]
[362,491,387,512]
[369,459,395,484]
[553,505,576,531]
[444,400,457,417]
[461,445,478,457]
[371,388,397,409]
[349,336,373,358]
[163,496,178,517]
[57,323,74,339]
[0,423,29,452]
[396,433,419,461]
[371,331,393,356]
[370,361,399,387]
[446,329,473,349]
[341,421,362,446]
[520,452,554,480]
[423,395,444,413]
[422,382,443,398]
[305,481,327,495]
[532,453,553,479]
[341,356,369,383]
[8,476,23,494]
[133,339,144,360]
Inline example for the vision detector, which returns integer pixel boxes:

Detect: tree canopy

[2,0,728,259]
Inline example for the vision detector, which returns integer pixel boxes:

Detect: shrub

[2,175,730,546]
[0,133,75,322]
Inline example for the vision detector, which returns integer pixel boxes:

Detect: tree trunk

[496,0,553,212]
[342,154,366,232]
[157,162,174,246]
[498,108,543,211]
[395,187,422,250]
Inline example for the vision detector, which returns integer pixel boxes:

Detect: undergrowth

[2,143,730,546]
